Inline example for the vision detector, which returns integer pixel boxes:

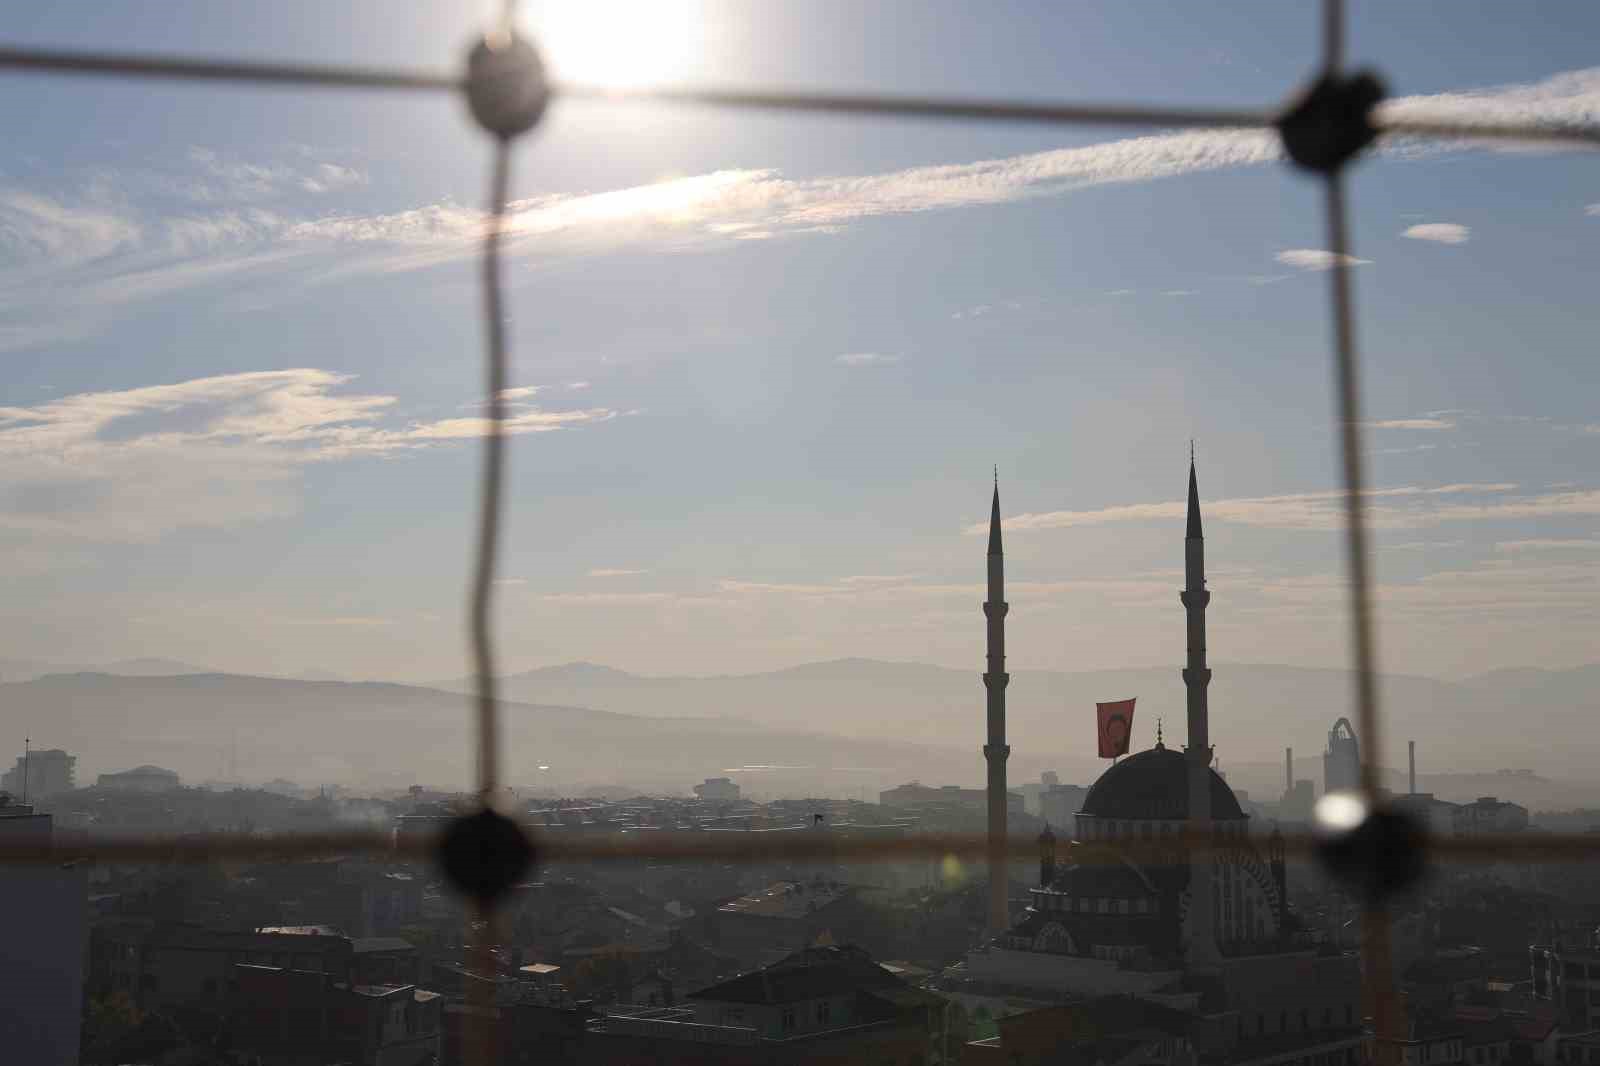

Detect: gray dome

[1079,745,1244,821]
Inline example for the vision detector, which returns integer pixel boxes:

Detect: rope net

[2,3,1596,1063]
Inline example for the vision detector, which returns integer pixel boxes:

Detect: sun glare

[522,0,708,89]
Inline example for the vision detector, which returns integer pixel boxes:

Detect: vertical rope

[471,141,511,805]
[1324,175,1383,801]
[1317,3,1402,1060]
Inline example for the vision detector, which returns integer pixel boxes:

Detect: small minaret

[1182,453,1221,970]
[983,474,1011,934]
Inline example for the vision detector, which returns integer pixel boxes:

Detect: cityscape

[3,3,1600,1065]
[2,469,1588,1065]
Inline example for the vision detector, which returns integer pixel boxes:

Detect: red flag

[1096,699,1136,758]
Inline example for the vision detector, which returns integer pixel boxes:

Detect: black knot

[464,32,549,141]
[1312,791,1426,903]
[1276,71,1386,174]
[436,807,536,908]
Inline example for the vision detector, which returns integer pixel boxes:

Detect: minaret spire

[1181,454,1220,970]
[983,475,1011,934]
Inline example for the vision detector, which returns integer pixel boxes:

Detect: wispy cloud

[1365,417,1457,430]
[1496,539,1600,552]
[0,370,617,541]
[1275,249,1372,271]
[835,352,902,366]
[7,66,1600,351]
[1402,222,1470,244]
[588,568,648,578]
[974,481,1600,535]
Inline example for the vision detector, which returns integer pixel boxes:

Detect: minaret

[983,474,1011,934]
[1182,453,1221,970]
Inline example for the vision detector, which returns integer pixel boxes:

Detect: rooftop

[717,880,849,919]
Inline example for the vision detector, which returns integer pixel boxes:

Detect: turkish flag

[1097,699,1137,758]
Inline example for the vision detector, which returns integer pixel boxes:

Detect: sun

[520,0,709,89]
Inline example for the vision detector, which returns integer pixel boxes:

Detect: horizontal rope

[0,826,1590,868]
[2,44,1598,148]
[0,44,459,91]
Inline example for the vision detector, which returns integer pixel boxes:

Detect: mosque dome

[1079,744,1245,822]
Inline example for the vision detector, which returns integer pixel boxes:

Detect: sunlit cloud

[0,370,617,541]
[5,66,1600,354]
[1365,417,1457,430]
[972,482,1600,535]
[1402,222,1470,244]
[1275,249,1371,271]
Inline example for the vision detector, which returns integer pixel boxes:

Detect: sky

[0,1,1598,683]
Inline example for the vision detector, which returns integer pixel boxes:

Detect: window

[781,1007,796,1032]
[817,1000,831,1025]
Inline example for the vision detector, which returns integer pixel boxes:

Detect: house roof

[687,945,918,1006]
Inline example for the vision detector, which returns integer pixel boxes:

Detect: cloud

[835,352,902,366]
[974,481,1600,535]
[1162,289,1198,297]
[0,369,617,541]
[1402,223,1470,244]
[952,304,993,320]
[1496,539,1600,552]
[7,66,1600,351]
[1588,204,1600,216]
[1364,417,1456,430]
[1275,249,1372,271]
[588,568,648,578]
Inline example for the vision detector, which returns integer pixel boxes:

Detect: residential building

[694,777,741,801]
[0,799,87,1066]
[879,782,1023,815]
[88,921,419,1013]
[1,747,76,799]
[1039,783,1088,828]
[963,996,1200,1066]
[230,961,442,1066]
[1534,936,1600,1030]
[96,764,181,792]
[587,944,942,1065]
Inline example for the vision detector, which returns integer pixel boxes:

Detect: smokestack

[1285,747,1293,794]
[1409,740,1416,795]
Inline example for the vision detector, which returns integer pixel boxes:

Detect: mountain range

[9,657,1600,807]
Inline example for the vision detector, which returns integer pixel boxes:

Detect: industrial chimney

[1408,740,1416,795]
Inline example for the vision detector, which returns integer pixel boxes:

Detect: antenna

[21,736,29,805]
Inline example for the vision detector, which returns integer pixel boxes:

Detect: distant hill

[0,656,211,682]
[430,658,1600,788]
[0,672,978,796]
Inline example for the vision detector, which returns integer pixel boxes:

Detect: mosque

[964,461,1360,1041]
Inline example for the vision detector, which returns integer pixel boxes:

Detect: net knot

[1277,71,1385,174]
[1312,791,1427,903]
[464,31,549,141]
[436,807,537,908]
